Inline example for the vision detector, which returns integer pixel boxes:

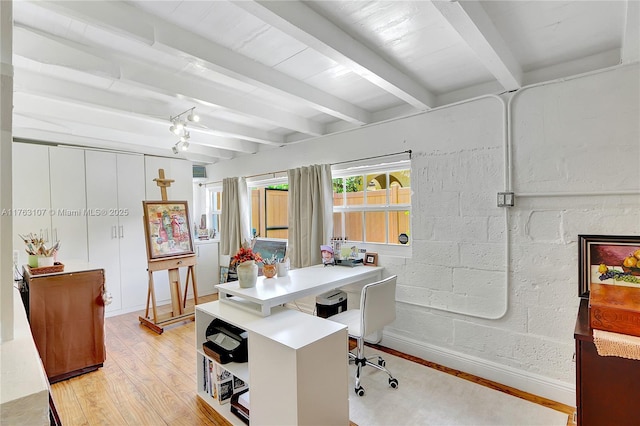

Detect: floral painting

[143,201,194,259]
[579,235,640,298]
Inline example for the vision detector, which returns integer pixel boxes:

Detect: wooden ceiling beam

[25,0,370,125]
[233,0,437,109]
[432,1,522,91]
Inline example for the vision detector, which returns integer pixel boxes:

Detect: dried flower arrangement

[232,246,263,264]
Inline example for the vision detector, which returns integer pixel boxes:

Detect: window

[332,161,411,247]
[214,160,411,252]
[248,174,289,239]
[206,186,222,237]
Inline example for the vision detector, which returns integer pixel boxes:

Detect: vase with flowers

[233,244,263,288]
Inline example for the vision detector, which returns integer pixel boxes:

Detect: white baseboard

[381,332,576,407]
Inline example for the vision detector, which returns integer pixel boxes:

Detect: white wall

[207,64,640,405]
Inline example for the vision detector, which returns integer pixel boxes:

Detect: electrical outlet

[13,250,19,266]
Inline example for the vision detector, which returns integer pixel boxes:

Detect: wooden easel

[139,169,199,334]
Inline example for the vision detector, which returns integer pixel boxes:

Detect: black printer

[204,318,248,364]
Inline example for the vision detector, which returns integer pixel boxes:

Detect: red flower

[233,247,263,264]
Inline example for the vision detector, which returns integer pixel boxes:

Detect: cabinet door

[85,151,122,313]
[12,143,51,266]
[195,242,219,296]
[49,147,88,262]
[116,153,148,310]
[578,339,640,425]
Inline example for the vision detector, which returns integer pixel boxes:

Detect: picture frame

[578,234,640,298]
[142,200,194,260]
[253,238,288,274]
[321,244,335,266]
[364,252,378,266]
[219,266,229,284]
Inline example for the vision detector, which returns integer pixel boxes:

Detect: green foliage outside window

[267,184,288,190]
[333,176,362,193]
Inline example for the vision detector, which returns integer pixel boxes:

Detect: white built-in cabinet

[85,151,148,314]
[12,142,196,317]
[12,143,88,267]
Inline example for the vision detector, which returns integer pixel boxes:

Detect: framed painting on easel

[142,201,194,260]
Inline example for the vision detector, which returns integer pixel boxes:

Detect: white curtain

[287,164,333,268]
[220,177,250,256]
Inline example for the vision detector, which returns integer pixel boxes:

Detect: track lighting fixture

[169,107,197,154]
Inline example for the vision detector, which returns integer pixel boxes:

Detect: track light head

[172,145,179,154]
[181,141,189,151]
[187,110,200,122]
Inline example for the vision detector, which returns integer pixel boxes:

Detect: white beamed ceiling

[11,0,637,164]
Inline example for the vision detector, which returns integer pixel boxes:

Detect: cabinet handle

[197,247,200,257]
[572,352,576,362]
[45,228,49,242]
[112,226,117,239]
[54,228,58,242]
[119,225,124,239]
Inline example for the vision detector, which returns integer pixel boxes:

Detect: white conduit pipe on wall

[399,61,639,320]
[398,93,511,320]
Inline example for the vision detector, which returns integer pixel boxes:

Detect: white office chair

[329,275,399,396]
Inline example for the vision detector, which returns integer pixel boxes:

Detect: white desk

[216,264,383,316]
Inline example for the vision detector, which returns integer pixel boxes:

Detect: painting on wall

[143,201,194,260]
[578,235,640,298]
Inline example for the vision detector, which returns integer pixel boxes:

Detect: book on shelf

[202,357,249,405]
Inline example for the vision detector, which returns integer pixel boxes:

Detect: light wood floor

[51,295,575,425]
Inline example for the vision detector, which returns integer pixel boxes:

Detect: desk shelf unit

[216,264,383,316]
[196,301,350,425]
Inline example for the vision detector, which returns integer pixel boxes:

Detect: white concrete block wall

[207,64,640,405]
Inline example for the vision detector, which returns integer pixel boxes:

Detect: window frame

[332,160,412,257]
[205,185,222,238]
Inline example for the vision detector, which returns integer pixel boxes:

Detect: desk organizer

[335,259,363,267]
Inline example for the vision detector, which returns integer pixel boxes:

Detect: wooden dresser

[574,298,640,425]
[24,264,106,383]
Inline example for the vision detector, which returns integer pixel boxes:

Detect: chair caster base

[389,377,399,389]
[355,386,365,396]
